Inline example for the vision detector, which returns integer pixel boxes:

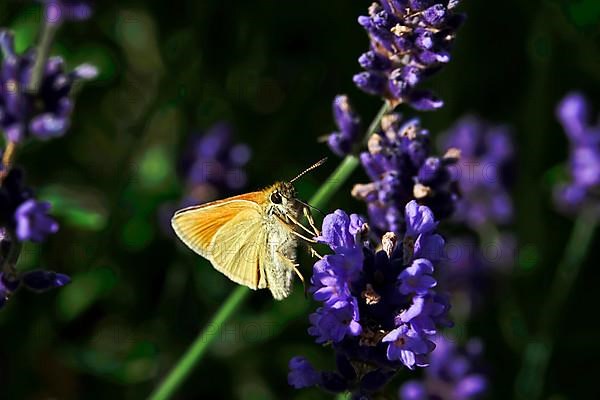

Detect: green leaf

[39,185,108,231]
[57,267,117,320]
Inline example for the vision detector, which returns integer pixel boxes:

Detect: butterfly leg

[303,206,321,236]
[309,246,323,259]
[286,213,319,239]
[276,215,322,258]
[276,250,308,298]
[290,229,318,243]
[275,214,318,243]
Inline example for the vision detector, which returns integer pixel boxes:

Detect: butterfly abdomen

[264,214,297,300]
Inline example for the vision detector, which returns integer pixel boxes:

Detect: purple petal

[22,270,70,291]
[409,90,444,111]
[29,114,69,139]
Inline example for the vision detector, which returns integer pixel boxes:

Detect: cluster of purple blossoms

[0,3,96,308]
[433,117,515,317]
[0,169,58,243]
[354,0,464,111]
[289,202,452,397]
[553,92,600,212]
[0,169,69,310]
[177,122,251,207]
[352,113,459,235]
[400,336,488,400]
[0,30,97,142]
[439,116,514,230]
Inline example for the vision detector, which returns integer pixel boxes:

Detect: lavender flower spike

[290,203,451,397]
[0,30,97,142]
[178,122,252,205]
[554,92,600,212]
[353,113,459,235]
[355,1,464,110]
[439,115,514,229]
[0,171,67,309]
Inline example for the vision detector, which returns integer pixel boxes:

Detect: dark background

[1,0,600,399]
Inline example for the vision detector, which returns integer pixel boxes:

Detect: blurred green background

[1,0,600,399]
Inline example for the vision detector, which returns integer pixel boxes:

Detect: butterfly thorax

[258,181,301,299]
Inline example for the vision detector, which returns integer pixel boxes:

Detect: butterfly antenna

[289,157,327,184]
[296,198,325,216]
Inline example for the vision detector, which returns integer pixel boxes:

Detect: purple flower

[553,92,600,212]
[399,381,427,400]
[405,200,437,237]
[179,122,251,204]
[398,258,436,295]
[38,0,93,23]
[0,169,58,243]
[398,293,452,335]
[557,92,592,143]
[404,201,445,262]
[291,204,451,397]
[0,30,97,142]
[0,270,70,309]
[354,1,464,110]
[160,122,252,235]
[308,300,362,344]
[353,114,459,234]
[21,269,70,291]
[438,115,515,229]
[327,95,362,157]
[317,209,363,252]
[15,199,59,242]
[311,254,361,306]
[382,325,432,369]
[399,336,488,400]
[288,357,322,389]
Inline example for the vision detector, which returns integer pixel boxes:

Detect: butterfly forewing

[171,192,268,290]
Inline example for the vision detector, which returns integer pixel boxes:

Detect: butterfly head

[266,158,326,219]
[266,181,299,217]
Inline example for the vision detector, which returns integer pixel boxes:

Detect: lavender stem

[27,20,59,93]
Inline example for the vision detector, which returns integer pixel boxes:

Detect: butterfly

[171,159,325,300]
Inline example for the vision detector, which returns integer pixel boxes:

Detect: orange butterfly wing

[171,191,269,289]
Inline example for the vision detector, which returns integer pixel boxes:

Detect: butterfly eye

[270,191,282,204]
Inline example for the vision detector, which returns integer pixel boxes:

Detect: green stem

[149,287,250,400]
[362,102,390,146]
[311,102,389,209]
[148,102,390,400]
[515,209,598,399]
[27,19,59,93]
[309,155,359,210]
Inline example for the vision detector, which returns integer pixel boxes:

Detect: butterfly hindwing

[210,209,268,289]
